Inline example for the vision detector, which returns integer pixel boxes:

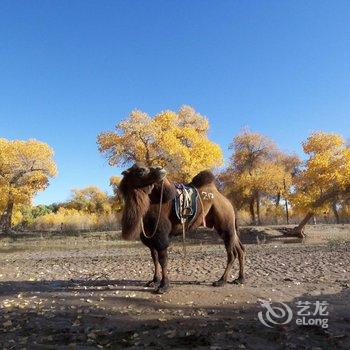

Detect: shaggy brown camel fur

[119,164,245,294]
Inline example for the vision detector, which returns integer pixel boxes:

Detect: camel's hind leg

[232,235,245,284]
[213,229,236,286]
[213,209,245,287]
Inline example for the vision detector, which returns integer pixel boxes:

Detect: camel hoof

[232,277,245,285]
[212,279,226,287]
[144,278,161,288]
[154,285,170,294]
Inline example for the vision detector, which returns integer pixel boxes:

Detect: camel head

[121,164,167,192]
[119,164,167,240]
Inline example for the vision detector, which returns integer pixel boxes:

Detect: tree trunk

[0,200,14,234]
[275,192,281,224]
[293,185,350,235]
[256,192,261,225]
[249,197,256,225]
[283,179,289,225]
[332,202,340,224]
[294,212,313,238]
[275,192,281,206]
[285,199,289,225]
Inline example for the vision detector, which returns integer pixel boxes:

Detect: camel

[119,164,245,294]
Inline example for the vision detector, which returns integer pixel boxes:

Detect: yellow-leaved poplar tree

[0,139,57,233]
[97,105,223,182]
[223,130,300,225]
[292,132,350,236]
[109,176,123,212]
[65,186,112,214]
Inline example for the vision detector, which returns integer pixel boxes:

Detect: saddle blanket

[173,183,198,223]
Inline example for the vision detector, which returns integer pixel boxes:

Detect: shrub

[31,208,120,232]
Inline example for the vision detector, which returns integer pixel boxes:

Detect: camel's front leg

[155,248,170,294]
[145,247,162,287]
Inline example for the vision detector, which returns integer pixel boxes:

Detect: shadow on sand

[0,277,349,349]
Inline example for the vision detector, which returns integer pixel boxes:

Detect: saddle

[173,183,198,224]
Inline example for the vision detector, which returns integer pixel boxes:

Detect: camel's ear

[121,170,129,176]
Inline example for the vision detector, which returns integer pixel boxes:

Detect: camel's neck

[121,188,150,240]
[149,179,176,204]
[120,179,175,240]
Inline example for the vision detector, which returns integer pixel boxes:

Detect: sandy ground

[0,225,349,349]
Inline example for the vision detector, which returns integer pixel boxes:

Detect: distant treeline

[1,106,350,235]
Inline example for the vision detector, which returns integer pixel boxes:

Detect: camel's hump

[190,170,216,187]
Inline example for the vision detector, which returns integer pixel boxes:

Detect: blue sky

[1,0,350,204]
